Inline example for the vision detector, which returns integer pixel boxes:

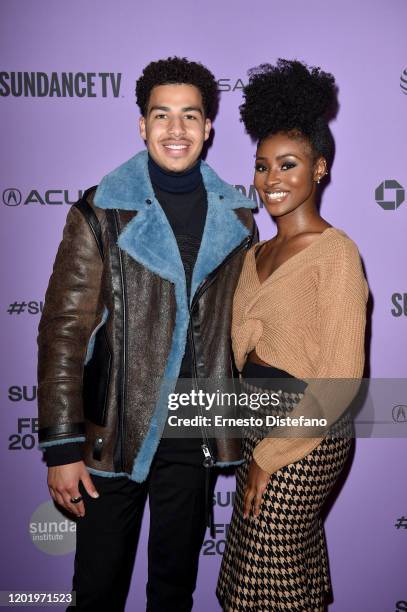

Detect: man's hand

[47,461,99,518]
[243,459,270,519]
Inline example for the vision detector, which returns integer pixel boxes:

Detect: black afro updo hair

[240,59,338,162]
[136,56,219,121]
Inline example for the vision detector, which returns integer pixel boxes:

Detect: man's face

[139,83,212,172]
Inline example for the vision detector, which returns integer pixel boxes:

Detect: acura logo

[2,188,83,206]
[3,188,22,206]
[392,404,407,423]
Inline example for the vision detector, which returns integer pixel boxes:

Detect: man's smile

[162,141,191,156]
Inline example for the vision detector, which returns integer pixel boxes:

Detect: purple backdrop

[1,0,406,610]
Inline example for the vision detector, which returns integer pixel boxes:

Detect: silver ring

[70,496,83,504]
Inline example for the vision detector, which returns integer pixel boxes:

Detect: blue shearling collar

[94,150,255,212]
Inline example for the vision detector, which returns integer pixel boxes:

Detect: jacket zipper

[114,210,127,472]
[189,233,253,467]
[188,320,214,467]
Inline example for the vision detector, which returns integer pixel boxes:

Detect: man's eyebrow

[149,106,170,114]
[148,105,203,115]
[182,106,203,115]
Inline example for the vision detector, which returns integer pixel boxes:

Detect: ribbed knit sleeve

[232,249,263,372]
[253,235,368,474]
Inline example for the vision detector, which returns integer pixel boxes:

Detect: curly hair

[240,59,338,161]
[136,56,219,120]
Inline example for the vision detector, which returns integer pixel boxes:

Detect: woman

[217,59,368,611]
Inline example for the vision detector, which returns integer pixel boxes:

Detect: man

[38,57,256,611]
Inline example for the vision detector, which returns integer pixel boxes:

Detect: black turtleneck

[149,154,208,464]
[148,154,202,194]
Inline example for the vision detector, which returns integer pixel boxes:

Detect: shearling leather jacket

[37,151,257,482]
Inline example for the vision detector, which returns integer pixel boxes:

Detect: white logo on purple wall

[29,501,76,555]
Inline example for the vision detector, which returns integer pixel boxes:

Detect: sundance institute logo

[29,500,76,556]
[375,180,405,210]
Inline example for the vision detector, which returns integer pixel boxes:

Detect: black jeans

[69,457,213,611]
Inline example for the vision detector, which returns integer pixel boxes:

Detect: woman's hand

[243,459,271,519]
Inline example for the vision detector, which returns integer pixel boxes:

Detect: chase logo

[392,405,407,423]
[375,180,405,210]
[3,188,22,206]
[400,68,407,95]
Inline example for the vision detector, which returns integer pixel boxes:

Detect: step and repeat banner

[1,0,406,610]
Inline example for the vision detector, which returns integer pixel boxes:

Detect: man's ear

[139,116,147,141]
[204,118,212,142]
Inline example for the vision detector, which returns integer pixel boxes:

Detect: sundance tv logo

[3,188,82,206]
[0,71,122,98]
[29,501,76,556]
[375,180,405,210]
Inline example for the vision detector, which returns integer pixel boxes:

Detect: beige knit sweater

[232,227,368,474]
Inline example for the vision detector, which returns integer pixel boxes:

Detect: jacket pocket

[83,307,112,426]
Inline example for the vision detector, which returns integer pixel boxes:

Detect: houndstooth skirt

[216,375,353,612]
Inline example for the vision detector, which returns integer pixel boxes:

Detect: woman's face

[254,131,326,218]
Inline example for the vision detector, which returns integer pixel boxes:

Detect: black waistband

[241,361,307,393]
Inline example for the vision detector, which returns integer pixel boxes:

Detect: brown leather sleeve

[37,205,104,446]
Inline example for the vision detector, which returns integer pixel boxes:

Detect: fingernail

[91,492,99,498]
